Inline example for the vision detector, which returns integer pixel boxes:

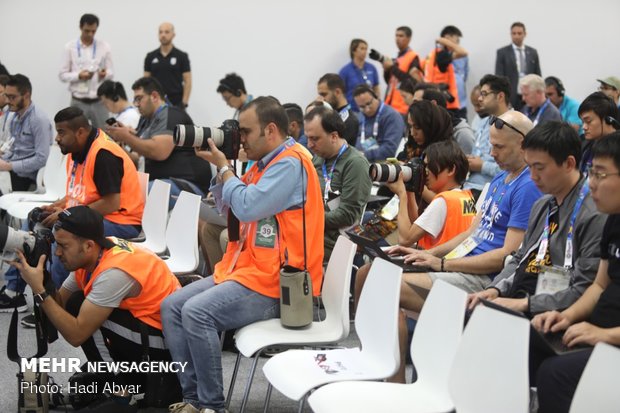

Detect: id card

[535,265,570,295]
[360,137,378,151]
[75,80,90,94]
[255,216,278,248]
[444,235,480,259]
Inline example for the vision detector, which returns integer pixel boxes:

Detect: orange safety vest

[418,189,476,250]
[423,49,461,110]
[214,142,325,298]
[385,49,419,115]
[75,238,181,330]
[65,130,144,225]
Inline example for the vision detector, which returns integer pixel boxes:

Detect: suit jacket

[495,44,541,110]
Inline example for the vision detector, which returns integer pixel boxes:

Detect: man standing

[144,22,192,109]
[162,97,324,413]
[545,76,582,132]
[495,22,541,111]
[107,77,212,202]
[519,74,562,126]
[353,84,405,162]
[316,73,359,146]
[305,106,371,260]
[465,74,510,199]
[339,38,380,112]
[378,26,423,115]
[217,73,253,120]
[59,13,113,128]
[0,74,52,192]
[470,122,606,315]
[597,76,620,109]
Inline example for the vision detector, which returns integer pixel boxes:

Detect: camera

[0,208,54,268]
[174,119,241,159]
[368,158,427,196]
[369,48,386,63]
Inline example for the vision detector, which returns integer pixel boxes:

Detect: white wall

[1,0,617,126]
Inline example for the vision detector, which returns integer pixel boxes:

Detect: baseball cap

[597,76,620,91]
[54,206,115,249]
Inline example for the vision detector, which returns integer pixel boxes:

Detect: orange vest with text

[75,238,181,330]
[423,49,461,110]
[385,49,419,115]
[418,189,476,250]
[214,142,325,298]
[65,130,144,225]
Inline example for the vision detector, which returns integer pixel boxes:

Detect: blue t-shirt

[469,168,542,264]
[339,61,379,112]
[559,95,583,135]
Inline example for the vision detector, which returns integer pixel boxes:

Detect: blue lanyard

[480,167,529,219]
[536,180,589,268]
[532,99,550,126]
[10,108,33,137]
[153,103,168,118]
[77,39,96,59]
[357,65,371,85]
[321,144,348,201]
[360,102,385,143]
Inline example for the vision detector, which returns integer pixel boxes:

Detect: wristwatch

[33,291,50,305]
[217,165,234,180]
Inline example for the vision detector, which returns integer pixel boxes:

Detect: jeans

[5,218,140,292]
[149,178,205,210]
[161,276,279,410]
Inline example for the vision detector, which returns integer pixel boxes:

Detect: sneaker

[169,402,200,413]
[201,409,229,413]
[21,312,36,328]
[76,396,137,412]
[0,286,27,313]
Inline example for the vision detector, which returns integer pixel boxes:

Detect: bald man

[144,22,192,108]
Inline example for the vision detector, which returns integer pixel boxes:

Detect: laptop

[479,299,589,355]
[346,231,430,273]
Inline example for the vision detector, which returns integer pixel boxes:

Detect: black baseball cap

[54,206,115,249]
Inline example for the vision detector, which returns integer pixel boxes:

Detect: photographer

[388,140,475,249]
[161,97,324,413]
[10,206,181,412]
[372,26,423,116]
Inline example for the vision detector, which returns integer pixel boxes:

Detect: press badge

[535,265,570,295]
[255,216,278,248]
[444,235,480,260]
[360,137,378,151]
[76,80,90,94]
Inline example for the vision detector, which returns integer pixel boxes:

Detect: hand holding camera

[194,139,229,170]
[9,249,47,294]
[369,158,427,198]
[369,48,385,63]
[385,171,407,197]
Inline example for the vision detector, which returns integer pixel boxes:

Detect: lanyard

[536,180,589,268]
[77,39,96,59]
[322,144,348,202]
[532,99,550,126]
[154,103,167,117]
[480,167,529,219]
[10,108,33,137]
[360,102,384,143]
[357,66,371,85]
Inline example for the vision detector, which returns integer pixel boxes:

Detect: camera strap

[7,300,48,365]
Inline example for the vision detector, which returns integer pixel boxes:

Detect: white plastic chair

[162,190,201,274]
[569,342,620,413]
[262,258,402,412]
[448,305,530,413]
[0,144,66,210]
[226,236,357,413]
[132,179,171,254]
[475,182,490,212]
[137,171,149,205]
[308,279,468,413]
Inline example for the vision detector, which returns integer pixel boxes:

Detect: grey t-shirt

[62,269,141,307]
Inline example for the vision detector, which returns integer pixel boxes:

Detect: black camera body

[369,48,386,63]
[173,119,241,159]
[368,158,427,197]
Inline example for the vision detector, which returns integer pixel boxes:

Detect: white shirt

[511,43,526,77]
[59,38,114,99]
[115,106,140,130]
[0,108,16,149]
[414,188,468,240]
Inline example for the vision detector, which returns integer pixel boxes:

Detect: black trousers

[65,292,173,387]
[531,347,592,413]
[0,171,36,196]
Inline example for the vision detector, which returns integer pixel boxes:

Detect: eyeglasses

[4,94,20,101]
[479,90,497,98]
[358,98,375,111]
[489,115,526,138]
[133,95,146,105]
[587,167,620,181]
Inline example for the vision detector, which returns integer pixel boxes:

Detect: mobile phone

[105,117,117,126]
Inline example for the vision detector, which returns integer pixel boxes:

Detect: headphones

[219,81,242,97]
[111,82,120,102]
[545,76,565,97]
[605,116,620,129]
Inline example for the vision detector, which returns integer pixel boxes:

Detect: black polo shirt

[144,47,191,106]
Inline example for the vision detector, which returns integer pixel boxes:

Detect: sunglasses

[489,115,526,138]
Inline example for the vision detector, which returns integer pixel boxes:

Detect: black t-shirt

[338,106,360,147]
[144,47,190,106]
[590,214,620,328]
[73,128,124,197]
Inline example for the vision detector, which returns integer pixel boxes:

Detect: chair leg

[297,394,307,413]
[225,352,241,409]
[262,382,273,413]
[239,352,261,413]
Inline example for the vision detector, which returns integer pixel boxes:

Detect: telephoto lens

[173,125,225,150]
